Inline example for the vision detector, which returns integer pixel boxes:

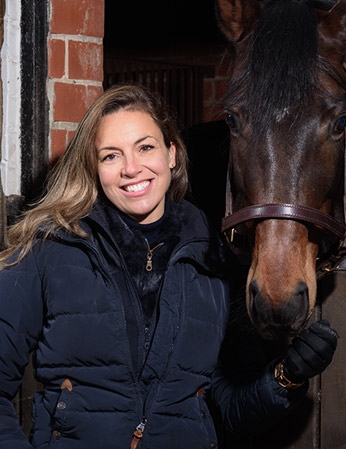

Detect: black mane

[225,0,318,132]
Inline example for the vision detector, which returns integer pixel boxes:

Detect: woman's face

[96,110,176,224]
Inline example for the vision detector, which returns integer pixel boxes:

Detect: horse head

[216,0,346,339]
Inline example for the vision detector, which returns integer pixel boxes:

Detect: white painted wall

[0,0,21,196]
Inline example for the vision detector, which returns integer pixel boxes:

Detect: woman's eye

[102,153,118,162]
[140,144,155,152]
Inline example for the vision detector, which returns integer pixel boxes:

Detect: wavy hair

[1,83,189,266]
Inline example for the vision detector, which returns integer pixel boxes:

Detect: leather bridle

[221,155,346,278]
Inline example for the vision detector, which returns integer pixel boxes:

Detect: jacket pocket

[196,387,218,445]
[30,379,75,447]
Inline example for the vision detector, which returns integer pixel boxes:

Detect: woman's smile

[122,180,151,193]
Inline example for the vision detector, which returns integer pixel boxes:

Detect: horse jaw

[246,220,318,340]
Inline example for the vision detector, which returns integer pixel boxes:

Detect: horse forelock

[225,1,319,134]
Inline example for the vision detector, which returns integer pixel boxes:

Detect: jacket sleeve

[210,329,308,435]
[0,249,43,448]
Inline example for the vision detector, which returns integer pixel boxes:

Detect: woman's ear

[169,142,176,168]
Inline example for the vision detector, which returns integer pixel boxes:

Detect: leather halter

[221,150,346,278]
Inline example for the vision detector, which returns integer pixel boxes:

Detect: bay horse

[216,0,346,340]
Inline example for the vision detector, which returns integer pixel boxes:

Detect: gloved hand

[283,319,338,384]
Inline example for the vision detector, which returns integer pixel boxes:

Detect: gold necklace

[145,238,164,272]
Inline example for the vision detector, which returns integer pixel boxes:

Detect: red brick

[51,0,104,37]
[53,82,103,122]
[203,103,224,123]
[67,129,76,143]
[203,79,214,102]
[214,78,228,102]
[50,129,68,164]
[69,41,103,81]
[48,39,65,79]
[215,55,232,77]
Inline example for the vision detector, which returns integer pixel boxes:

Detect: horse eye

[225,112,240,136]
[333,115,346,135]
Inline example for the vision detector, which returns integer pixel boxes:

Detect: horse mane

[224,0,318,133]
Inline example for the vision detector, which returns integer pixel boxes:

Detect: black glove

[283,320,338,384]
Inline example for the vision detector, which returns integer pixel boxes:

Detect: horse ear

[315,1,346,71]
[215,0,261,43]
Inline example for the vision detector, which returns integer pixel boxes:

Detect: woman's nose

[122,155,141,176]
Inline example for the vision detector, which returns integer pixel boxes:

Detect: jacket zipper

[130,417,147,449]
[67,236,154,446]
[56,231,211,449]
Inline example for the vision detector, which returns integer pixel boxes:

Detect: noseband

[222,151,346,278]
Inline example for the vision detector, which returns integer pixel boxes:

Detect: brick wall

[203,62,229,123]
[47,0,105,163]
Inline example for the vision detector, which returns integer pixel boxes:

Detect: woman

[0,84,337,449]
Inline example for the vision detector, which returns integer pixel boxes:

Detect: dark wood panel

[320,271,346,449]
[103,58,214,128]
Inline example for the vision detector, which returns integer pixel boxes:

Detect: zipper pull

[145,239,164,272]
[146,251,153,272]
[130,418,147,449]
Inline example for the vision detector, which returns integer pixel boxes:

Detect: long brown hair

[1,83,189,267]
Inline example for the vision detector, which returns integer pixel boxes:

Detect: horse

[215,0,346,340]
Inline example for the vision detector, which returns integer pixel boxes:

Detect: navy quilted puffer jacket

[0,199,305,449]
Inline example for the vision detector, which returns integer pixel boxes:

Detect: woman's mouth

[124,181,150,192]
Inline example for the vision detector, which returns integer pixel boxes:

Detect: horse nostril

[286,281,310,332]
[248,281,278,339]
[248,280,268,323]
[248,280,310,338]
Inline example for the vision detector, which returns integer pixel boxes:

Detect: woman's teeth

[125,181,150,192]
